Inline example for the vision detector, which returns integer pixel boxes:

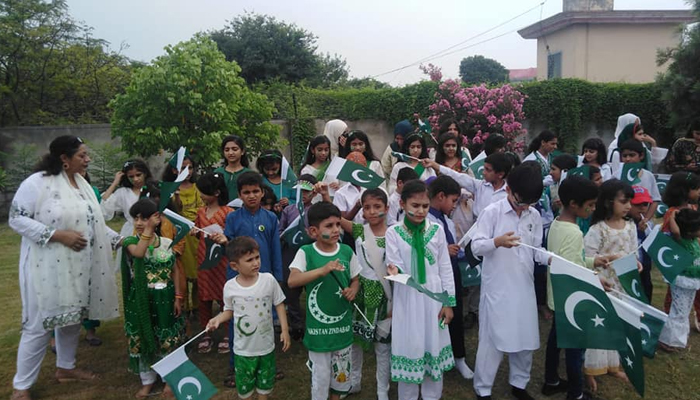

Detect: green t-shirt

[214,166,250,201]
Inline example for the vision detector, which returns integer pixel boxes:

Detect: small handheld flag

[621,162,645,185]
[391,151,420,163]
[611,296,645,396]
[615,289,668,358]
[641,226,693,284]
[325,157,385,189]
[385,273,454,306]
[612,253,649,304]
[163,209,194,249]
[468,151,487,179]
[199,237,224,270]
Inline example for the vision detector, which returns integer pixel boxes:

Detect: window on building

[547,52,562,79]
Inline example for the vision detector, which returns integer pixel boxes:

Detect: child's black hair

[592,179,634,224]
[429,175,461,199]
[196,172,229,206]
[663,171,700,207]
[401,133,429,159]
[507,162,544,204]
[256,149,283,178]
[675,208,700,239]
[120,159,152,188]
[552,154,578,171]
[302,136,332,167]
[435,132,461,166]
[129,198,159,220]
[581,138,608,166]
[397,167,420,185]
[298,173,319,186]
[620,139,645,158]
[307,201,342,228]
[341,130,378,161]
[485,153,512,176]
[484,133,507,156]
[236,171,264,194]
[559,175,599,207]
[226,236,260,262]
[220,135,250,168]
[504,151,521,169]
[526,130,557,155]
[589,165,601,177]
[261,184,278,208]
[400,179,429,203]
[361,188,388,206]
[162,155,196,183]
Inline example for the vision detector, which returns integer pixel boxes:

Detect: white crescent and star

[177,377,202,395]
[631,279,641,298]
[351,170,371,184]
[640,322,651,338]
[292,231,303,245]
[308,282,348,324]
[564,291,607,331]
[657,246,674,268]
[626,168,637,183]
[209,242,221,260]
[626,337,636,357]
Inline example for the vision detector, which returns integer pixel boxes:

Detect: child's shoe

[511,385,535,400]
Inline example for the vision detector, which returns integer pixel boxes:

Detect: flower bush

[428,79,527,152]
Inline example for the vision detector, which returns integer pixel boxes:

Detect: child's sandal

[223,372,236,388]
[217,338,230,354]
[197,337,213,354]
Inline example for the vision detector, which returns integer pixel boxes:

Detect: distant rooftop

[508,68,537,81]
[518,10,696,39]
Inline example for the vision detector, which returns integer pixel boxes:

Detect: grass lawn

[1,220,700,399]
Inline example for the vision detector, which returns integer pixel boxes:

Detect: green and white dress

[121,236,185,374]
[385,221,456,384]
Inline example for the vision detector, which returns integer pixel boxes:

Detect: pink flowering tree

[427,79,527,152]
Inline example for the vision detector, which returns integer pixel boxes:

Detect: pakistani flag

[325,156,385,189]
[655,203,669,218]
[611,296,645,396]
[618,290,668,358]
[281,186,313,249]
[460,149,472,172]
[641,226,693,284]
[612,253,649,304]
[158,167,190,212]
[655,174,671,218]
[469,151,487,179]
[152,346,217,400]
[163,209,194,249]
[385,273,454,306]
[621,162,645,185]
[199,237,224,270]
[459,262,482,287]
[550,256,625,350]
[391,151,414,163]
[565,165,591,180]
[281,155,297,188]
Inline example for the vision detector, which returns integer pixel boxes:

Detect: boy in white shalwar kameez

[471,162,551,400]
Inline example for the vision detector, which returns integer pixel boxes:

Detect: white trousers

[660,282,699,348]
[350,342,390,397]
[397,378,443,400]
[308,345,352,400]
[473,333,533,396]
[13,266,81,390]
[140,371,158,386]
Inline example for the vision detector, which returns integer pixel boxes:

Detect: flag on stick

[616,290,668,358]
[325,157,385,189]
[612,253,649,304]
[199,237,224,270]
[469,151,487,179]
[611,295,645,396]
[158,168,190,212]
[621,162,645,185]
[281,186,313,249]
[641,226,693,284]
[391,151,420,163]
[163,209,194,249]
[152,345,217,400]
[385,273,453,306]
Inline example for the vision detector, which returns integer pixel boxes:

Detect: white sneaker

[455,357,475,379]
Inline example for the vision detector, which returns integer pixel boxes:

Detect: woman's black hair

[401,133,429,159]
[434,132,460,166]
[302,136,331,168]
[581,137,608,166]
[196,172,229,206]
[675,208,700,239]
[120,159,153,189]
[663,171,700,207]
[161,155,196,183]
[591,179,634,224]
[361,187,388,206]
[128,198,159,220]
[220,135,250,168]
[438,118,462,136]
[256,149,283,178]
[686,121,700,138]
[36,135,85,176]
[341,130,378,161]
[526,130,557,155]
[400,179,429,203]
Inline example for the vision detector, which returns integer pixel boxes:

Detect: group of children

[106,115,700,400]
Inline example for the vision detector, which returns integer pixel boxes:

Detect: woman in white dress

[9,136,121,400]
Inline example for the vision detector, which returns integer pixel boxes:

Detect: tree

[210,12,349,86]
[110,35,280,167]
[657,1,700,129]
[459,55,509,85]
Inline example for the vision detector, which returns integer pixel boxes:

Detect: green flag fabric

[641,226,693,284]
[414,162,426,177]
[655,174,671,218]
[621,162,645,185]
[550,256,626,350]
[460,149,472,172]
[566,165,591,180]
[326,157,385,189]
[612,253,649,304]
[385,274,453,306]
[199,237,224,271]
[281,186,313,250]
[459,262,482,287]
[391,151,414,163]
[618,290,668,358]
[163,209,194,250]
[612,297,645,396]
[152,346,218,400]
[469,152,487,180]
[281,155,297,188]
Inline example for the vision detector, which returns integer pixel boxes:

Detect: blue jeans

[544,316,584,397]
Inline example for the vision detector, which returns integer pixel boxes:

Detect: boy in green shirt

[288,202,361,400]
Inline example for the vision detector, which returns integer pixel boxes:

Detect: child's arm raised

[288,257,345,288]
[339,217,354,234]
[206,310,233,332]
[126,213,160,258]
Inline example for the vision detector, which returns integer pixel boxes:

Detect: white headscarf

[609,113,641,172]
[323,119,348,157]
[613,113,640,139]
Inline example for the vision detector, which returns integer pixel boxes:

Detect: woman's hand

[438,306,454,325]
[111,171,124,187]
[53,230,88,252]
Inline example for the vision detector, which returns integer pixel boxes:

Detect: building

[517,0,696,83]
[508,68,538,82]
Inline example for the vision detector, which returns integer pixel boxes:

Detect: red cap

[631,186,652,204]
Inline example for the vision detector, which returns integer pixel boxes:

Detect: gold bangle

[140,235,153,240]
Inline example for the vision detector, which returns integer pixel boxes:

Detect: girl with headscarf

[323,119,348,157]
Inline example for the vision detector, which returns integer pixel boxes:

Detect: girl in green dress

[121,198,185,398]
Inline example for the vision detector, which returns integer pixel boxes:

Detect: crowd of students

[12,113,700,400]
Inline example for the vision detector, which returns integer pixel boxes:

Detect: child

[385,180,456,400]
[388,133,436,193]
[576,165,603,235]
[256,149,296,208]
[580,138,612,182]
[214,135,251,201]
[193,172,232,354]
[121,198,184,398]
[628,186,654,301]
[548,154,578,215]
[616,139,661,220]
[333,151,367,224]
[612,121,658,173]
[207,237,291,399]
[380,119,412,178]
[583,179,639,391]
[102,159,153,241]
[523,130,558,179]
[338,188,393,400]
[471,162,551,400]
[261,184,279,214]
[658,208,700,352]
[542,175,609,400]
[387,167,419,226]
[301,136,332,181]
[340,130,385,182]
[427,176,475,380]
[483,133,507,156]
[288,202,361,400]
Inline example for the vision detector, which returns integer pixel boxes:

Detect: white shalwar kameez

[470,198,549,397]
[385,220,456,400]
